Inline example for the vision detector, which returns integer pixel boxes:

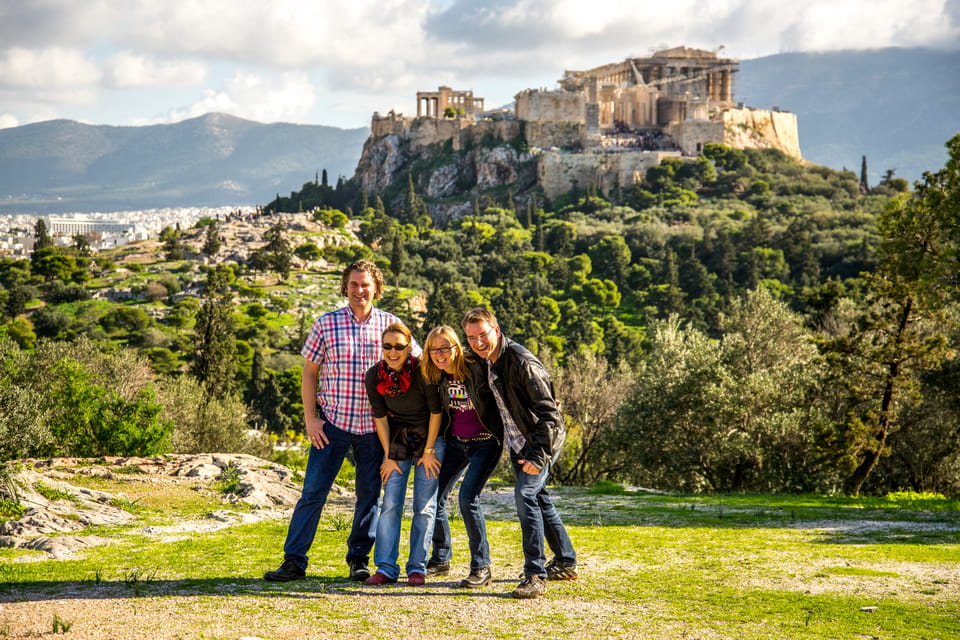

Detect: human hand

[517,458,541,475]
[380,459,402,484]
[418,452,441,479]
[305,415,329,449]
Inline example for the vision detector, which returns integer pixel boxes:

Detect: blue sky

[1,0,958,130]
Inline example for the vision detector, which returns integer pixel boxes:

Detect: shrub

[159,375,271,457]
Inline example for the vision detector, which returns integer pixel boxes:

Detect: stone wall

[670,120,725,154]
[458,119,523,149]
[668,107,802,159]
[537,149,681,200]
[371,111,413,138]
[523,121,584,150]
[406,116,475,152]
[720,108,802,159]
[371,113,521,153]
[515,89,585,123]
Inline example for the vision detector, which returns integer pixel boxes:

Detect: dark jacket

[488,336,565,468]
[438,357,505,445]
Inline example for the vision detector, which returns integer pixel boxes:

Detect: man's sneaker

[407,572,426,586]
[511,575,546,599]
[264,559,305,582]
[425,558,450,577]
[364,571,397,585]
[348,557,371,582]
[545,558,578,581]
[459,566,492,589]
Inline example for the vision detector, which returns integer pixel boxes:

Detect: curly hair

[339,260,384,299]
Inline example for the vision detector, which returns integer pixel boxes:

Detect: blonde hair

[420,325,472,384]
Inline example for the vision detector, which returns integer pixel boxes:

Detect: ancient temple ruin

[416,86,485,118]
[553,45,737,130]
[364,46,801,201]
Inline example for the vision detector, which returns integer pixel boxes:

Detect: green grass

[1,485,957,639]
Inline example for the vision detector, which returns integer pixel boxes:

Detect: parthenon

[555,46,738,130]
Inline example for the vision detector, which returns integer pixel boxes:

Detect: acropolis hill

[355,46,802,218]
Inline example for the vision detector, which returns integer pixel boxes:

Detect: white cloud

[110,0,432,67]
[0,0,957,128]
[0,47,101,90]
[147,71,318,124]
[105,52,207,88]
[0,113,19,129]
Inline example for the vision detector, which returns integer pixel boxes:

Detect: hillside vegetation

[2,135,960,500]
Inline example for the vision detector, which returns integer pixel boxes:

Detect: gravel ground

[2,456,958,639]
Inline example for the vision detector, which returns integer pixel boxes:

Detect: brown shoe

[545,558,578,581]
[459,566,492,588]
[511,575,546,599]
[426,558,449,577]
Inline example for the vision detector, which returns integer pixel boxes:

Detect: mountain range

[0,114,369,214]
[739,47,960,186]
[0,47,957,214]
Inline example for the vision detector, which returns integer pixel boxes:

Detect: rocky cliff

[354,117,538,222]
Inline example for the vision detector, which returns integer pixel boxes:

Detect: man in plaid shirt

[265,260,417,582]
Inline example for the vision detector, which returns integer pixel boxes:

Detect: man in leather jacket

[461,307,578,599]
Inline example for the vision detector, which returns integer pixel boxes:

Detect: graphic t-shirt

[448,378,487,439]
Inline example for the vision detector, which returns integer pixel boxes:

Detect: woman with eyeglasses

[363,322,443,586]
[421,325,504,588]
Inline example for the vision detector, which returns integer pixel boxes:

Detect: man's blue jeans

[372,438,445,579]
[282,423,382,570]
[431,436,501,570]
[511,449,576,577]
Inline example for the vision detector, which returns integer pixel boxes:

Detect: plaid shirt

[488,362,526,454]
[301,305,418,435]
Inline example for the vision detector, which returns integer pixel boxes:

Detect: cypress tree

[34,219,54,250]
[192,267,237,399]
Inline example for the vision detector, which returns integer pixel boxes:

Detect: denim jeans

[372,438,445,579]
[511,449,576,577]
[282,423,382,570]
[431,436,502,570]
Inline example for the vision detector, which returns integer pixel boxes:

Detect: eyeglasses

[465,327,496,344]
[382,343,409,351]
[429,346,455,355]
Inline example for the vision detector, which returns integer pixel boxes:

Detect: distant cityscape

[0,206,253,257]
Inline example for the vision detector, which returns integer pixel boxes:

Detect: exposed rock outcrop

[0,454,326,559]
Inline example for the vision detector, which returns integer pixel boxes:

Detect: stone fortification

[355,49,804,221]
[670,107,801,159]
[720,108,802,159]
[537,149,681,201]
[522,120,586,150]
[515,89,585,123]
[370,111,520,153]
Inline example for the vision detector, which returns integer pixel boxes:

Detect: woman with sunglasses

[363,322,444,586]
[421,325,504,588]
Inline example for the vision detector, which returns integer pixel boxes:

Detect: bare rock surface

[0,454,314,558]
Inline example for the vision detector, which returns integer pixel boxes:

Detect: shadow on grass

[0,576,525,603]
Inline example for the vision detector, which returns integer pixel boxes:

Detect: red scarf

[376,355,417,397]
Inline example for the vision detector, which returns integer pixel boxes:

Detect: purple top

[447,378,487,439]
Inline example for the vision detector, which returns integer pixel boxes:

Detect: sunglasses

[382,342,409,351]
